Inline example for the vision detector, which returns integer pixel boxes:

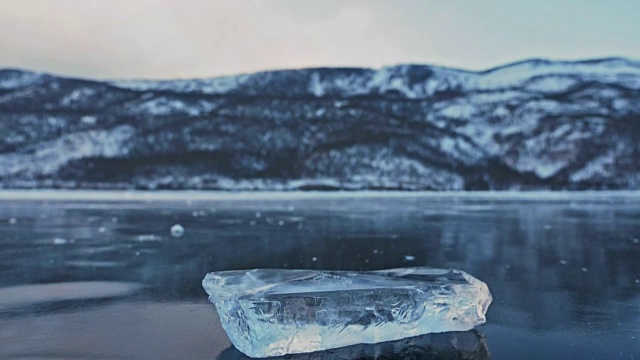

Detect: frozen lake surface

[0,191,639,359]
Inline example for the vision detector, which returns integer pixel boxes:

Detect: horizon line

[1,55,639,83]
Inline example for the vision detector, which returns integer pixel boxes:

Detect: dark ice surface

[0,191,639,360]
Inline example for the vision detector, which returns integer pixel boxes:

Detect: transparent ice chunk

[216,329,490,360]
[203,267,492,358]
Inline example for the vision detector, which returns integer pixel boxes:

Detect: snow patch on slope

[60,87,97,106]
[525,76,578,93]
[0,71,44,89]
[111,74,250,94]
[570,147,622,182]
[0,126,135,176]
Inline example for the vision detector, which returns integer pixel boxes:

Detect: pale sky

[0,0,638,79]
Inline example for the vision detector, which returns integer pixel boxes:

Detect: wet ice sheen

[202,267,492,358]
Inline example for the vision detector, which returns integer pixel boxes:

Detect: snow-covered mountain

[1,58,639,190]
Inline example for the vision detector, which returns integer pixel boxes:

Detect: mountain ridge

[0,58,639,190]
[3,56,639,82]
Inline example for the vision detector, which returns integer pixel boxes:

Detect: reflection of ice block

[203,268,492,358]
[217,330,491,360]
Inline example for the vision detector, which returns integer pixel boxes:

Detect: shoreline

[0,189,639,202]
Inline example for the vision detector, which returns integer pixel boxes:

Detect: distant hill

[0,58,639,190]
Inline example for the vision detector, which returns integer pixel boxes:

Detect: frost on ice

[202,267,492,358]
